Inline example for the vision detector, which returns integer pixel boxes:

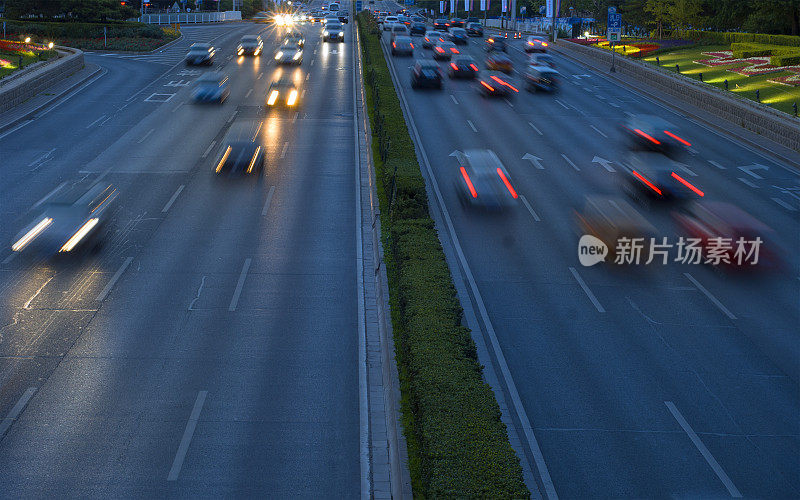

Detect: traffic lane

[385,35,800,496]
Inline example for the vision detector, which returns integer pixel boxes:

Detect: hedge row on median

[2,19,174,40]
[356,11,529,498]
[678,30,800,47]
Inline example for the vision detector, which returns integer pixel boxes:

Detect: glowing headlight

[237,47,244,55]
[323,30,329,36]
[12,217,53,251]
[287,89,298,106]
[275,51,284,60]
[216,146,232,172]
[293,51,302,60]
[267,90,279,106]
[60,218,99,252]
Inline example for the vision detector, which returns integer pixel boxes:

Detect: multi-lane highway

[374,2,799,497]
[0,13,365,496]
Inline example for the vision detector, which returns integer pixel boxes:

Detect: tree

[668,0,701,31]
[644,0,672,38]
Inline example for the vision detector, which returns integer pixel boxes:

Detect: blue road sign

[356,0,362,9]
[608,13,621,29]
[608,6,616,15]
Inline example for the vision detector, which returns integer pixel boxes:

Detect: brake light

[410,43,414,48]
[445,23,450,26]
[469,64,478,71]
[460,167,478,198]
[632,170,662,195]
[451,62,458,70]
[436,47,444,52]
[634,128,661,145]
[497,168,518,198]
[450,47,459,53]
[490,75,518,92]
[480,80,495,92]
[542,42,548,46]
[392,42,396,47]
[671,172,704,196]
[528,41,534,45]
[663,130,691,146]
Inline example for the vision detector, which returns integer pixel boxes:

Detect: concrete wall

[0,48,84,115]
[554,41,800,152]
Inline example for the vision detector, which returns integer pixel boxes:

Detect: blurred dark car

[485,35,507,52]
[410,22,426,35]
[185,42,216,65]
[449,55,479,79]
[523,64,560,92]
[466,16,480,23]
[525,35,549,53]
[529,53,556,68]
[215,121,265,177]
[454,149,518,210]
[193,73,231,103]
[486,52,513,73]
[274,44,303,65]
[466,22,483,37]
[11,183,117,257]
[433,41,459,60]
[622,114,692,157]
[266,78,301,108]
[411,59,443,89]
[391,36,414,56]
[574,196,656,263]
[433,18,450,31]
[478,72,519,97]
[449,18,465,28]
[422,31,445,48]
[449,27,468,44]
[338,11,349,23]
[283,31,305,47]
[237,35,263,56]
[621,152,704,206]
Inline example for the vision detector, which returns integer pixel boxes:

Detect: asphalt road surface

[0,13,362,497]
[376,2,799,498]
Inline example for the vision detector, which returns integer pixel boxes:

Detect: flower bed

[695,50,800,76]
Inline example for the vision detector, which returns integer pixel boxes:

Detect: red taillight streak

[392,42,396,47]
[671,172,704,196]
[490,75,518,92]
[410,43,414,48]
[542,42,548,46]
[460,167,478,198]
[436,47,444,52]
[480,80,495,91]
[450,62,458,70]
[632,170,662,195]
[634,128,661,145]
[496,168,518,198]
[663,130,691,146]
[469,64,478,71]
[450,47,459,53]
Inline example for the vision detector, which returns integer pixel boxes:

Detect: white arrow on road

[522,153,544,169]
[738,163,769,179]
[591,156,615,172]
[449,150,466,163]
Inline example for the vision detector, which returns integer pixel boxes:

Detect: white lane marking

[772,197,797,211]
[609,102,621,108]
[677,163,697,176]
[590,125,608,138]
[2,253,17,264]
[293,112,299,123]
[202,140,217,159]
[227,112,236,123]
[450,94,459,104]
[311,59,315,66]
[301,89,307,99]
[31,182,67,210]
[569,267,605,313]
[258,72,264,80]
[96,257,133,302]
[665,401,742,498]
[738,163,768,179]
[0,120,34,140]
[280,141,289,159]
[85,115,106,128]
[504,98,514,107]
[305,73,310,80]
[137,128,155,144]
[0,387,37,439]
[228,258,252,312]
[737,177,758,188]
[709,160,726,170]
[99,115,113,126]
[520,195,541,221]
[684,273,736,320]
[554,98,569,109]
[188,276,207,311]
[467,120,477,132]
[27,148,56,167]
[161,185,185,213]
[528,122,543,135]
[561,153,580,171]
[261,185,276,216]
[167,391,208,481]
[245,88,253,98]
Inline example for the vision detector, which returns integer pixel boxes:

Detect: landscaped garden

[0,39,58,79]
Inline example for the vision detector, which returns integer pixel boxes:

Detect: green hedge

[730,42,776,58]
[2,19,172,40]
[680,30,800,47]
[771,52,800,66]
[357,11,530,499]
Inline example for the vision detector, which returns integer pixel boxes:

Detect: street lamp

[24,36,31,43]
[48,42,54,49]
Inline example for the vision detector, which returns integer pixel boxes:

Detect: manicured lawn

[0,48,57,79]
[641,44,800,116]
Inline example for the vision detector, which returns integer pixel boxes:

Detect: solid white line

[665,401,742,498]
[0,387,37,439]
[137,128,155,144]
[737,177,758,188]
[684,273,736,319]
[161,185,185,213]
[520,195,541,221]
[590,125,608,138]
[31,181,66,209]
[96,257,133,302]
[467,120,477,132]
[258,72,264,80]
[554,98,569,109]
[305,73,310,80]
[245,88,253,98]
[561,153,580,171]
[172,102,183,113]
[85,115,106,129]
[167,390,208,481]
[228,258,251,312]
[528,122,543,135]
[293,112,299,123]
[678,163,697,176]
[280,141,289,159]
[504,98,514,107]
[227,112,236,123]
[202,140,216,158]
[261,185,275,216]
[609,102,621,108]
[569,267,605,313]
[772,197,796,211]
[450,94,459,104]
[27,148,55,167]
[709,160,725,169]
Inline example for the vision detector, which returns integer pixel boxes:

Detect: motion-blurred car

[486,52,512,73]
[524,65,559,92]
[422,31,446,48]
[410,22,426,35]
[391,36,414,56]
[525,35,549,53]
[433,41,459,60]
[338,11,349,23]
[466,16,480,24]
[185,43,216,65]
[621,151,704,206]
[672,201,781,269]
[485,35,507,52]
[11,183,117,257]
[449,18,465,28]
[266,78,301,107]
[215,121,265,177]
[283,31,305,47]
[433,18,450,31]
[466,22,483,37]
[449,55,479,79]
[324,21,345,41]
[381,15,399,29]
[622,114,692,157]
[410,59,443,89]
[574,196,656,263]
[449,27,469,45]
[193,73,231,103]
[274,45,303,64]
[528,53,556,68]
[454,149,518,210]
[386,23,409,39]
[237,35,263,56]
[477,72,519,97]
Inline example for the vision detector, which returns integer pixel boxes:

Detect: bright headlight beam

[60,218,99,252]
[217,146,232,172]
[247,146,262,173]
[275,51,284,60]
[267,90,279,106]
[287,89,298,105]
[12,217,53,251]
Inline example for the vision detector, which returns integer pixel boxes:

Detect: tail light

[469,64,478,71]
[663,130,691,146]
[671,172,704,196]
[451,62,458,70]
[497,168,518,198]
[634,128,661,145]
[450,47,459,53]
[460,167,478,198]
[542,42,548,46]
[632,170,662,195]
[392,42,396,47]
[410,43,414,48]
[480,80,495,92]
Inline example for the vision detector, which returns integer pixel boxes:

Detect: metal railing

[136,11,242,24]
